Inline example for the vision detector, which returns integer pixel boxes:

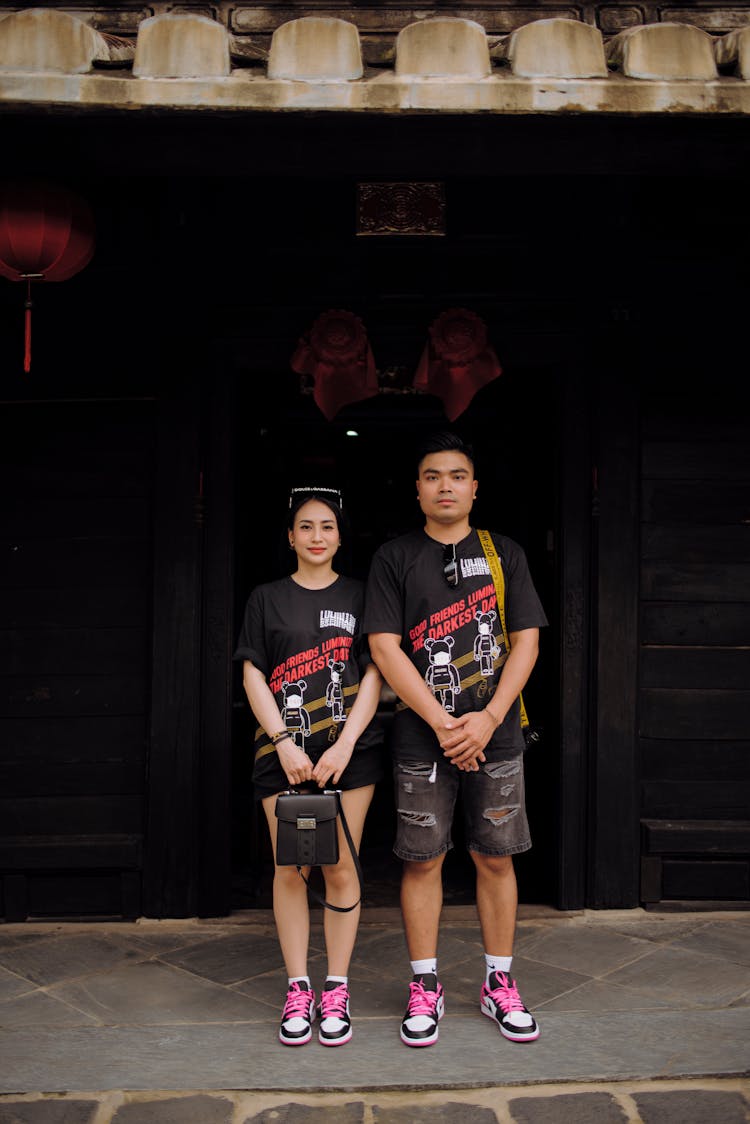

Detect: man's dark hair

[416,431,475,474]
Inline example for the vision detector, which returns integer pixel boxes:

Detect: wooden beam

[0,835,142,869]
[590,371,640,907]
[557,369,591,909]
[642,818,750,854]
[142,372,203,918]
[197,362,234,918]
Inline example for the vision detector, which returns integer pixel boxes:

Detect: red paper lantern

[0,181,95,372]
[291,309,378,420]
[414,308,502,421]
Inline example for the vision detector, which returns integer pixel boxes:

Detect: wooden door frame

[196,361,234,918]
[557,369,593,910]
[589,369,641,908]
[142,360,235,919]
[557,364,641,910]
[143,352,641,917]
[143,369,203,918]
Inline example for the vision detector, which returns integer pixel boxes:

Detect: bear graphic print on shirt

[363,529,548,762]
[233,575,380,781]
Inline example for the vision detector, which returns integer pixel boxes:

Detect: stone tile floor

[0,907,748,1121]
[1,1082,750,1124]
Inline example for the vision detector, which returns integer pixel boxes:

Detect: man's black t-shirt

[234,575,380,788]
[363,529,548,761]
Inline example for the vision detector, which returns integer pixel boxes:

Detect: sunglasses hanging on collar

[442,543,459,589]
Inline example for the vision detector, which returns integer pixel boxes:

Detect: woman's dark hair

[287,490,344,534]
[415,431,475,474]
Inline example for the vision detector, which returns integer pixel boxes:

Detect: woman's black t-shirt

[363,529,548,760]
[234,575,381,788]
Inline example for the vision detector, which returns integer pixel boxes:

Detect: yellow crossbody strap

[477,529,530,730]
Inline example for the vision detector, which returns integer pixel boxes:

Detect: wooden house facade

[0,1,748,921]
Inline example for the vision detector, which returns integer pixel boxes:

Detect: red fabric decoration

[0,181,95,372]
[414,308,502,421]
[291,309,378,420]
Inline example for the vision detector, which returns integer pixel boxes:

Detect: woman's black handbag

[274,789,364,913]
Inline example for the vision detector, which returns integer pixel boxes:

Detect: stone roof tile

[0,8,748,114]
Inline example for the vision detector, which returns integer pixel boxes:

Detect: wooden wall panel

[0,760,145,798]
[662,861,749,901]
[641,562,750,602]
[641,441,750,480]
[642,819,750,854]
[0,715,145,756]
[0,587,149,630]
[0,717,147,796]
[0,796,144,835]
[641,739,749,780]
[641,480,750,524]
[1,675,147,718]
[2,627,148,676]
[6,497,150,540]
[26,874,127,918]
[641,525,750,562]
[0,538,150,589]
[0,836,142,869]
[639,414,750,907]
[641,648,750,690]
[642,782,749,819]
[0,402,154,920]
[641,689,750,740]
[642,603,750,646]
[11,460,150,499]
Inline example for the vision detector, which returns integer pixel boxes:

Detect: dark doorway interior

[222,171,586,911]
[230,365,560,909]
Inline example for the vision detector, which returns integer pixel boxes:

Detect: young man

[364,432,547,1048]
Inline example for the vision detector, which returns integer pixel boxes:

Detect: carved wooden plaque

[356,182,446,236]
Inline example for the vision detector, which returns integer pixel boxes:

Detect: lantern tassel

[23,280,32,374]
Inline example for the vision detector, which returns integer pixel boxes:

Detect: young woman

[234,487,383,1047]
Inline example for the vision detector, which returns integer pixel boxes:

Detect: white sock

[411,958,437,978]
[485,956,532,1028]
[288,975,311,988]
[325,975,348,988]
[485,954,513,984]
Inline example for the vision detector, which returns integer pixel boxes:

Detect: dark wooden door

[639,401,750,906]
[1,401,155,920]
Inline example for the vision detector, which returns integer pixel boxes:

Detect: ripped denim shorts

[393,755,531,861]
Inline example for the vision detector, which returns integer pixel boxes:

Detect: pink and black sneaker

[318,981,353,1046]
[481,970,539,1042]
[400,973,445,1047]
[279,980,316,1046]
